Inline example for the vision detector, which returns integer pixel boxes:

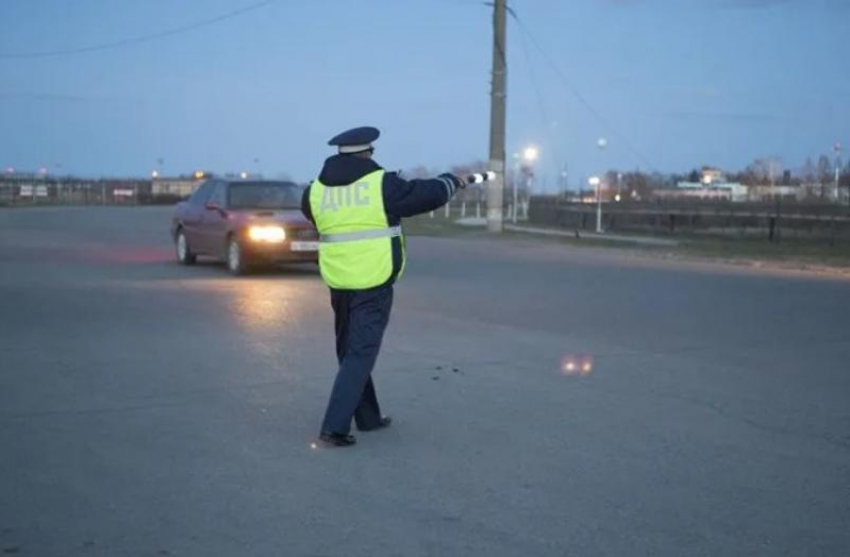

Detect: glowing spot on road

[561,354,594,377]
[310,443,318,450]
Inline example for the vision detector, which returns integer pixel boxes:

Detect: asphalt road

[1,207,849,557]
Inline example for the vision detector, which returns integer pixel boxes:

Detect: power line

[0,0,278,60]
[508,7,658,171]
[514,12,563,178]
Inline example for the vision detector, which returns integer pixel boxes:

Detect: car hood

[232,209,312,226]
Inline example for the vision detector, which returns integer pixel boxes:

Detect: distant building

[746,184,802,202]
[671,183,747,203]
[655,166,748,201]
[151,177,199,198]
[656,186,733,201]
[700,166,725,185]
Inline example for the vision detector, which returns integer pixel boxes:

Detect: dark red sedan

[171,179,318,275]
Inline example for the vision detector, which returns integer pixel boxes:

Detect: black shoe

[359,416,392,432]
[319,431,357,447]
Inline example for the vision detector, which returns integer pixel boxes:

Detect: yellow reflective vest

[309,169,405,290]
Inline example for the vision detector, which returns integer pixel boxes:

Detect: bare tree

[801,157,816,183]
[687,169,700,183]
[747,157,783,187]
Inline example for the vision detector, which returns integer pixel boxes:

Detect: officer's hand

[440,173,466,190]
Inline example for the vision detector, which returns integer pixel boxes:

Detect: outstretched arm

[382,172,465,219]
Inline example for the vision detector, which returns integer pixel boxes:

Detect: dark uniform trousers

[321,283,394,434]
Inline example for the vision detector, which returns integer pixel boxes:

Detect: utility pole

[487,0,507,233]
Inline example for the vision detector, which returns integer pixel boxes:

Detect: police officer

[302,126,465,447]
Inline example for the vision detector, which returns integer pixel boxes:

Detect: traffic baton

[464,171,497,186]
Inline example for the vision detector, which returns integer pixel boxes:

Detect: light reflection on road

[130,274,325,366]
[127,275,322,334]
[228,278,303,334]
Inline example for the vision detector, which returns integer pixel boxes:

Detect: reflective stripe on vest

[321,226,402,244]
[309,169,404,290]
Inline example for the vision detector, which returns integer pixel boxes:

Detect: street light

[834,142,843,203]
[589,176,603,233]
[240,171,249,180]
[559,167,568,196]
[593,137,608,233]
[151,170,159,179]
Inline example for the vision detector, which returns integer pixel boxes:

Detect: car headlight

[247,225,286,243]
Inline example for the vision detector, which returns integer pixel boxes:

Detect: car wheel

[176,229,197,265]
[227,236,250,276]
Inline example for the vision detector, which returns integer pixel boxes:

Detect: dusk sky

[1,0,848,190]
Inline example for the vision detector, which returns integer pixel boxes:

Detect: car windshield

[228,182,301,210]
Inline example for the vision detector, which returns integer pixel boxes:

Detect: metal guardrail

[525,197,850,244]
[539,205,850,222]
